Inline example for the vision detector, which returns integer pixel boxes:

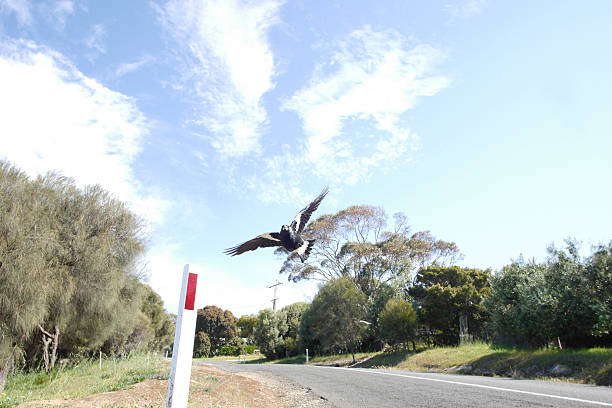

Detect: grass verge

[247,351,380,366]
[0,353,168,407]
[360,343,612,385]
[257,343,612,386]
[194,354,262,362]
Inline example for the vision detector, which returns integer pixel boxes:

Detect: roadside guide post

[166,264,198,408]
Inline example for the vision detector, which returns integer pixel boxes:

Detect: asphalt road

[206,361,612,408]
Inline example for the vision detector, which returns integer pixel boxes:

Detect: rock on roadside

[550,363,572,377]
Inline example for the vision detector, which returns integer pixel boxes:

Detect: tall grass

[0,353,168,407]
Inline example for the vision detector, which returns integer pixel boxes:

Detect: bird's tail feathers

[298,239,316,263]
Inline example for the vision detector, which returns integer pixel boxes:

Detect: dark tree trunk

[50,326,59,369]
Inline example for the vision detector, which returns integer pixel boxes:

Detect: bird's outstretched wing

[223,232,282,256]
[291,187,329,233]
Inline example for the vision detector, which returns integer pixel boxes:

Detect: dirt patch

[238,370,333,408]
[15,363,333,408]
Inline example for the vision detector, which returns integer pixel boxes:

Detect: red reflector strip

[184,273,197,310]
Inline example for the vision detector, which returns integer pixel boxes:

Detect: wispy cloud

[159,0,284,158]
[47,0,74,30]
[0,39,169,226]
[443,0,487,20]
[0,0,32,26]
[84,23,106,59]
[115,54,156,77]
[248,26,449,202]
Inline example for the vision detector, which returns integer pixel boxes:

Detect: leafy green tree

[588,243,612,339]
[0,161,151,389]
[544,241,598,348]
[193,331,211,358]
[363,282,397,350]
[379,298,417,350]
[140,284,175,351]
[486,260,551,347]
[42,182,147,359]
[237,314,257,344]
[0,163,55,389]
[280,302,309,356]
[487,241,612,348]
[410,266,490,346]
[298,305,321,356]
[252,302,309,359]
[195,306,239,355]
[281,303,309,339]
[307,277,368,362]
[254,309,287,359]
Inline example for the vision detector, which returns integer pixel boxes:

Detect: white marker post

[166,264,198,408]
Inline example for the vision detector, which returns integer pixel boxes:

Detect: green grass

[252,343,612,386]
[0,353,168,407]
[246,351,377,365]
[360,343,612,385]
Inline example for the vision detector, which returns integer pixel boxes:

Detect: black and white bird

[224,187,329,262]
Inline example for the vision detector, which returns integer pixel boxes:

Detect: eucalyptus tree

[278,206,461,298]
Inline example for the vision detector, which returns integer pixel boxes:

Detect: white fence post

[306,348,309,364]
[166,264,199,408]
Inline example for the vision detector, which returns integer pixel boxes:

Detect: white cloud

[0,39,169,226]
[248,26,449,200]
[115,54,156,77]
[443,0,486,20]
[0,0,32,25]
[159,0,284,158]
[147,248,318,316]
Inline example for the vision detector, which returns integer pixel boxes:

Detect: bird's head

[281,224,290,232]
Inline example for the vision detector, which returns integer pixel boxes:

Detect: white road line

[315,366,612,406]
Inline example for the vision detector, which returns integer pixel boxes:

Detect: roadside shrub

[379,298,417,351]
[217,345,237,356]
[243,345,258,354]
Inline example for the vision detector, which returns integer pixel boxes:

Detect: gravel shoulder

[15,362,335,408]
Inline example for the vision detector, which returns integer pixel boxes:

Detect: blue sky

[1,0,611,316]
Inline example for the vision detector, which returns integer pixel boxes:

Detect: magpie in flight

[224,187,329,262]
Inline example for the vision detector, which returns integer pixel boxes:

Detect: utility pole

[267,281,283,312]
